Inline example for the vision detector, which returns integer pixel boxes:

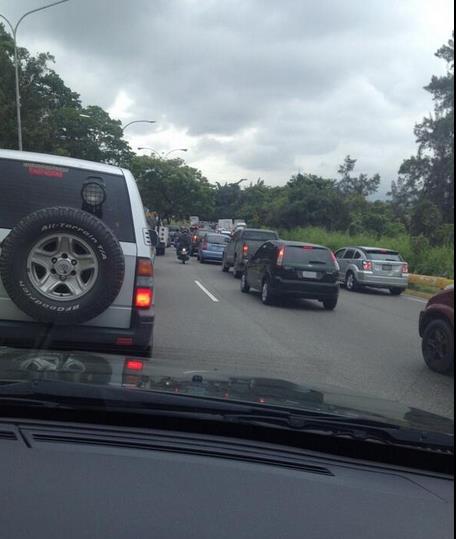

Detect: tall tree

[0,23,132,166]
[132,156,214,222]
[337,155,381,197]
[393,33,454,224]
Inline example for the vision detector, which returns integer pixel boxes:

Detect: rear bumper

[357,272,409,289]
[0,310,154,353]
[272,278,339,299]
[201,249,224,261]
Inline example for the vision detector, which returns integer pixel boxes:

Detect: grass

[280,227,454,279]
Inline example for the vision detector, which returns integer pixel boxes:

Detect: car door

[248,244,268,289]
[353,249,364,272]
[341,249,356,279]
[335,248,347,280]
[224,232,238,265]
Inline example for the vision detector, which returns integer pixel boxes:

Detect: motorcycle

[177,247,190,264]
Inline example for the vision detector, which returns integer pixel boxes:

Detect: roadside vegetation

[280,227,454,279]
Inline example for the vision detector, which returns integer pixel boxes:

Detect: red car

[420,288,454,374]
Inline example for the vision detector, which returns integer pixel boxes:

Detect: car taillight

[277,246,285,266]
[242,244,249,256]
[134,258,154,309]
[331,252,340,271]
[363,260,374,271]
[135,288,153,309]
[125,359,144,371]
[402,262,409,274]
[136,258,154,277]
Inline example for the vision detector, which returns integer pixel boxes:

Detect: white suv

[0,150,155,356]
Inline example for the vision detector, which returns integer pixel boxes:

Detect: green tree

[132,156,214,222]
[0,23,132,166]
[280,173,350,230]
[337,155,381,197]
[393,33,454,224]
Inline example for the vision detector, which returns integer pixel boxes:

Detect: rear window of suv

[242,230,278,241]
[207,234,230,244]
[284,246,335,266]
[0,159,135,243]
[366,250,403,262]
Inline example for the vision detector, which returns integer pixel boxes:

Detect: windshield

[243,231,278,241]
[0,159,135,242]
[284,246,335,267]
[367,251,403,262]
[0,0,453,466]
[207,234,230,244]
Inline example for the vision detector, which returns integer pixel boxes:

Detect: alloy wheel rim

[27,233,99,301]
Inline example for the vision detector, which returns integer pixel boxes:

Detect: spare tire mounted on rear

[0,207,125,325]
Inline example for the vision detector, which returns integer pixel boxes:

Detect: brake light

[277,246,285,266]
[331,251,340,271]
[137,258,154,277]
[363,260,374,271]
[135,288,153,309]
[303,245,314,250]
[125,359,144,371]
[402,262,409,274]
[193,235,198,242]
[242,244,249,256]
[116,337,134,346]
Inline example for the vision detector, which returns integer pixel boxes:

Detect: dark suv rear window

[0,159,135,243]
[366,250,403,262]
[243,230,278,241]
[284,246,335,267]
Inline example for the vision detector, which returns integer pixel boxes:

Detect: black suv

[223,228,279,278]
[241,241,340,310]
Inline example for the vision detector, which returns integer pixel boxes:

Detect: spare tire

[0,207,125,326]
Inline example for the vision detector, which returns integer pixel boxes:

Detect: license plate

[301,271,318,279]
[382,265,393,271]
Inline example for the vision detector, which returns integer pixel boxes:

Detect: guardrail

[409,274,454,290]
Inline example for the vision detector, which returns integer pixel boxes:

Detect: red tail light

[402,262,409,274]
[242,244,249,256]
[363,260,374,271]
[331,251,340,270]
[125,359,144,371]
[303,245,314,250]
[135,288,153,309]
[277,246,285,266]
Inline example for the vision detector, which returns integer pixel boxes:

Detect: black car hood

[0,347,453,435]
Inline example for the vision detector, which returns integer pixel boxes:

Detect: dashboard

[0,420,453,539]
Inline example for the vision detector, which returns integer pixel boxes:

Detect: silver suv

[0,150,155,356]
[335,246,409,296]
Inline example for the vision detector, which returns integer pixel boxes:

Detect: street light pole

[1,0,70,151]
[138,147,162,159]
[122,120,156,131]
[165,148,188,158]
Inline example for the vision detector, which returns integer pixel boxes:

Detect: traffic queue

[166,219,453,377]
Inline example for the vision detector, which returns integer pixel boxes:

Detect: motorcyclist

[176,228,192,254]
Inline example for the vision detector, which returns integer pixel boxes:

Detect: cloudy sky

[1,0,453,193]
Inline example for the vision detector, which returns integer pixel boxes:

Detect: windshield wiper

[0,380,453,453]
[222,413,453,452]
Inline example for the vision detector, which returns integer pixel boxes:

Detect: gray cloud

[0,0,453,188]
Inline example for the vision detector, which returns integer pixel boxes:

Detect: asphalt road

[153,250,454,419]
